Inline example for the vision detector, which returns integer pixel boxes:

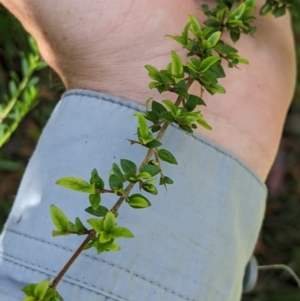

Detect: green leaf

[260,3,272,16]
[56,177,95,194]
[120,159,137,174]
[109,174,123,190]
[50,205,69,231]
[159,176,174,185]
[166,35,186,46]
[75,217,88,234]
[161,111,174,123]
[67,221,77,232]
[151,125,161,133]
[34,278,50,300]
[274,6,286,18]
[145,65,159,74]
[94,239,114,254]
[22,283,37,296]
[204,18,220,27]
[182,21,191,44]
[175,88,190,100]
[171,51,183,77]
[217,42,238,54]
[8,80,17,97]
[111,163,124,180]
[107,242,121,251]
[137,172,152,179]
[27,76,39,88]
[87,218,104,233]
[245,0,256,8]
[137,128,154,145]
[145,139,162,148]
[162,99,177,117]
[145,110,159,123]
[199,56,221,73]
[99,231,112,243]
[85,205,109,217]
[9,71,20,84]
[212,83,226,94]
[21,57,29,76]
[44,287,64,301]
[152,101,167,115]
[188,14,202,34]
[135,112,149,139]
[90,169,105,190]
[103,211,116,232]
[83,240,95,250]
[208,62,226,79]
[89,193,101,210]
[142,183,158,195]
[230,29,240,43]
[111,227,134,238]
[197,118,213,130]
[22,297,36,301]
[128,194,151,209]
[149,81,161,89]
[207,31,221,47]
[237,57,249,64]
[157,149,178,165]
[185,96,198,111]
[179,124,193,133]
[231,3,246,20]
[228,19,244,27]
[125,172,138,183]
[140,165,161,177]
[176,112,201,124]
[52,230,69,237]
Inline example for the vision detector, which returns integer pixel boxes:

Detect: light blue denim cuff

[0,89,267,301]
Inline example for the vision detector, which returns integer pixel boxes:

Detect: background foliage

[0,3,300,300]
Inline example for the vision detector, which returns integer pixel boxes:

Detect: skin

[0,0,296,181]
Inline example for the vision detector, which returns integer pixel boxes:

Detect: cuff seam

[5,229,194,301]
[1,253,124,301]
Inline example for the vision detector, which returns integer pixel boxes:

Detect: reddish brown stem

[50,230,96,289]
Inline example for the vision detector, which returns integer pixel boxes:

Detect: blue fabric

[0,90,267,301]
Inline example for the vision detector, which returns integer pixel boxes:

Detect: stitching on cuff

[4,229,194,301]
[0,253,124,301]
[62,89,266,191]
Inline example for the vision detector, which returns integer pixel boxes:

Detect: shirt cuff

[0,89,266,301]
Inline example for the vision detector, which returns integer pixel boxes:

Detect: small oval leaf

[89,193,101,210]
[103,211,116,232]
[199,56,221,73]
[157,149,178,165]
[56,177,95,194]
[171,51,183,77]
[50,205,69,231]
[128,194,151,209]
[87,218,104,233]
[85,205,109,217]
[34,278,50,300]
[120,159,137,174]
[111,227,134,238]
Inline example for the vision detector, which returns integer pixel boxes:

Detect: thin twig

[50,230,96,289]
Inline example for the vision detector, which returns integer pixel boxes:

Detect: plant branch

[110,78,194,213]
[49,230,96,289]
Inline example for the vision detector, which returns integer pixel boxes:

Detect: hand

[1,0,296,180]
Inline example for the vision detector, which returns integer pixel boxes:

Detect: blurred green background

[0,3,300,300]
